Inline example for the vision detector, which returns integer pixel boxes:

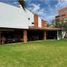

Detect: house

[0,2,62,44]
[55,7,67,38]
[55,7,67,21]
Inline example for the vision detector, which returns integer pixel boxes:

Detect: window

[28,18,30,20]
[32,22,34,24]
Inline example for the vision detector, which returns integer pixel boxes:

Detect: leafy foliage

[52,18,67,31]
[18,0,26,10]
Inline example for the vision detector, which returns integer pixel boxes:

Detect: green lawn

[0,40,67,67]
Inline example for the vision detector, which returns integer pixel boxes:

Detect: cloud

[28,3,57,22]
[13,2,18,4]
[28,3,45,16]
[1,0,67,23]
[26,0,67,23]
[56,0,67,10]
[30,4,40,12]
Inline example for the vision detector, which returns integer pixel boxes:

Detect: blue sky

[0,0,67,23]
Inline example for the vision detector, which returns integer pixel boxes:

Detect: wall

[0,2,47,29]
[0,2,34,29]
[56,7,67,20]
[59,7,67,15]
[38,17,42,28]
[41,20,48,28]
[34,15,38,28]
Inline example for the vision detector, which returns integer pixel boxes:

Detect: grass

[0,40,67,67]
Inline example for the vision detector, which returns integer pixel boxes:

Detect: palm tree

[18,0,26,10]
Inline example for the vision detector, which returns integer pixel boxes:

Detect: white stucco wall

[38,17,42,28]
[24,10,34,27]
[0,2,34,29]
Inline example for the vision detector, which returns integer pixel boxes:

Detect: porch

[0,28,62,44]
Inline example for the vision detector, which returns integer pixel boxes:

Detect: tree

[63,19,67,31]
[52,18,67,38]
[55,20,64,28]
[18,0,26,10]
[54,19,67,31]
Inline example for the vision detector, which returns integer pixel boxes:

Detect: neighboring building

[55,7,67,20]
[0,2,62,44]
[55,7,67,38]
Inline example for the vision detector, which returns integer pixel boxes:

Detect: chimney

[34,14,38,28]
[41,20,48,28]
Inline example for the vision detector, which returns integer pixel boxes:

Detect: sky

[0,0,67,23]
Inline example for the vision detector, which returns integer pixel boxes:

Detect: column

[34,14,38,28]
[23,30,28,43]
[0,32,1,44]
[44,31,47,40]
